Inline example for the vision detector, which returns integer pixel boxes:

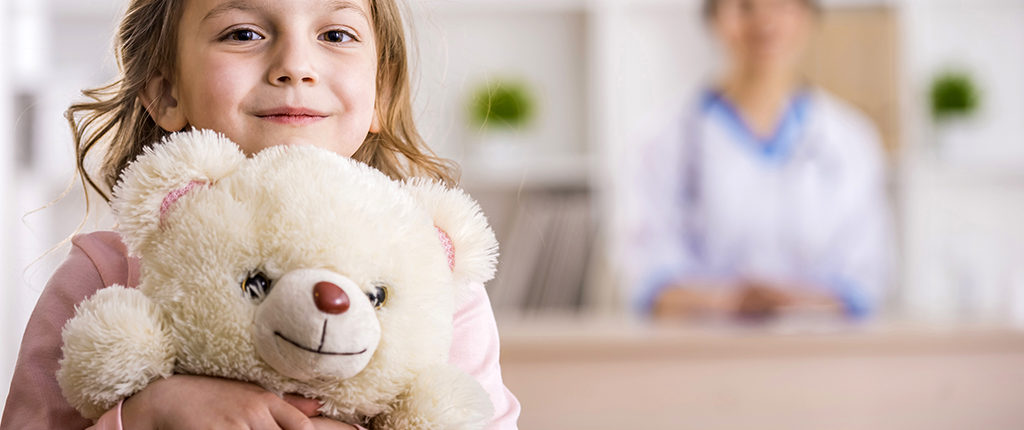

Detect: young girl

[0,0,521,428]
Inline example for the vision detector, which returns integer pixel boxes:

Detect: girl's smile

[254,106,330,125]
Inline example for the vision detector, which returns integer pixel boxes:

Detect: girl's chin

[237,136,360,158]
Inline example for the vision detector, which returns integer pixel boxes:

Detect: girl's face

[150,0,379,157]
[711,0,814,76]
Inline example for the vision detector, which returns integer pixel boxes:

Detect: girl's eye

[367,285,388,309]
[242,272,272,301]
[320,30,354,44]
[226,29,263,42]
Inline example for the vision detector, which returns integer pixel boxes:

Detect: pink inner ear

[160,180,205,224]
[435,225,456,272]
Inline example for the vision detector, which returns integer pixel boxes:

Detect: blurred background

[2,0,1024,428]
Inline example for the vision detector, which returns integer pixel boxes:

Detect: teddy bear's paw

[57,285,174,419]
[372,364,493,430]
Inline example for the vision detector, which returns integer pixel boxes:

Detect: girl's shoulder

[72,230,126,252]
[69,230,140,288]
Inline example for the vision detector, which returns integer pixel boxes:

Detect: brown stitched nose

[313,281,349,314]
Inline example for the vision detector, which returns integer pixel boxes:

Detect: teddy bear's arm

[57,285,175,420]
[371,363,493,430]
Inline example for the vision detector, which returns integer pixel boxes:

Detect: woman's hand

[122,374,315,430]
[734,282,794,319]
[736,279,843,319]
[651,284,733,319]
[653,279,842,321]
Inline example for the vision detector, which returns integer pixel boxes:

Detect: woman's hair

[67,0,456,203]
[702,0,820,20]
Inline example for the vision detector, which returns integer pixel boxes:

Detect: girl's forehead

[182,0,374,22]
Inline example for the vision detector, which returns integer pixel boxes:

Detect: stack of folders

[488,190,592,314]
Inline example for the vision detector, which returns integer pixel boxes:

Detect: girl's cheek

[202,58,251,98]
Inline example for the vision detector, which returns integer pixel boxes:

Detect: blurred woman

[621,0,890,320]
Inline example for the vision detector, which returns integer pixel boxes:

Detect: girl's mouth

[255,107,328,125]
[259,114,326,125]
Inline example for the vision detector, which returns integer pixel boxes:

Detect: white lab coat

[618,88,890,316]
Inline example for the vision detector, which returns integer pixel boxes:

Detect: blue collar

[700,88,811,162]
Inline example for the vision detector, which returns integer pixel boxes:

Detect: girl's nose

[274,68,317,85]
[313,281,350,314]
[269,38,318,85]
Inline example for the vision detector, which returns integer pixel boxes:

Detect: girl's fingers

[270,399,316,430]
[310,417,360,429]
[284,393,323,417]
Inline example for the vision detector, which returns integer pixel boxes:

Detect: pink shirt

[1,231,520,429]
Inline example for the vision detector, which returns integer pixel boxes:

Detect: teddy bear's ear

[402,179,499,287]
[111,129,245,255]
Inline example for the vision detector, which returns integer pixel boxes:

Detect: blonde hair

[67,0,456,203]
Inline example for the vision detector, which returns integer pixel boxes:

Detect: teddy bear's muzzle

[252,268,381,381]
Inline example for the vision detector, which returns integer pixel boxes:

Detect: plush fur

[57,129,497,429]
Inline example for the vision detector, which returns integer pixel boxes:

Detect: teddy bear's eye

[242,272,272,301]
[367,285,388,309]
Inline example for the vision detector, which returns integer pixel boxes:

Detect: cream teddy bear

[57,129,497,429]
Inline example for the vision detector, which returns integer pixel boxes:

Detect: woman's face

[710,0,815,76]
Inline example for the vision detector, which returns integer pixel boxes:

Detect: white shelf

[458,152,591,190]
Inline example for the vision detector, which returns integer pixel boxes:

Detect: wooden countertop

[498,312,1024,360]
[494,312,1024,429]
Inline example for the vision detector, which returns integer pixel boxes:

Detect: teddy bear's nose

[313,281,350,314]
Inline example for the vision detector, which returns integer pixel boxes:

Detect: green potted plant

[466,79,536,159]
[930,71,979,122]
[928,70,981,157]
[469,79,535,130]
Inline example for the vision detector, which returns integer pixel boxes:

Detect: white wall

[897,0,1024,321]
[1,0,121,409]
[412,1,591,186]
[899,0,1024,163]
[0,0,18,409]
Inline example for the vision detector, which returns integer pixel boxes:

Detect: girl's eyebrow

[201,0,370,24]
[201,0,256,23]
[326,0,370,22]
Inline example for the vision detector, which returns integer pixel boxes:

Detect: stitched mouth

[273,330,367,356]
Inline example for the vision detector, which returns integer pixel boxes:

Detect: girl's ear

[113,129,246,256]
[140,74,188,132]
[402,179,499,288]
[369,107,382,133]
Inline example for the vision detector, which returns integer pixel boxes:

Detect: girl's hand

[122,374,315,430]
[310,417,360,429]
[286,395,360,430]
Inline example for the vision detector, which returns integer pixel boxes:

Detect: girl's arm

[1,235,116,430]
[118,375,330,430]
[449,281,521,429]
